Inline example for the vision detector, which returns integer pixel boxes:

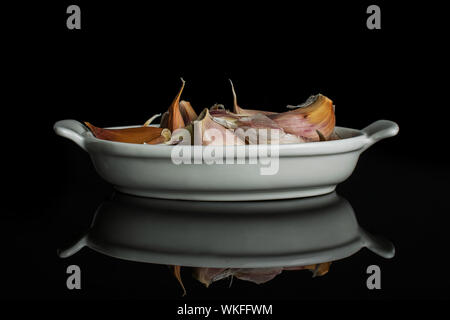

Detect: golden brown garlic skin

[85,122,165,144]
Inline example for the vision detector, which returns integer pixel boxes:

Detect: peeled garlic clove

[193,108,245,146]
[167,78,186,132]
[269,94,335,141]
[179,100,198,125]
[85,122,164,144]
[230,79,277,116]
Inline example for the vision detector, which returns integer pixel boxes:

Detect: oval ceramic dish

[54,119,399,201]
[58,192,395,268]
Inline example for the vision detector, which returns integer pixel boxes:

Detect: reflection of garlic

[190,262,332,289]
[270,94,335,141]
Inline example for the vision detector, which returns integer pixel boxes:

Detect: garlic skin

[191,108,245,146]
[84,122,165,144]
[179,100,198,125]
[167,78,187,132]
[160,79,197,131]
[269,94,335,141]
[143,113,162,127]
[210,111,304,144]
[144,128,172,145]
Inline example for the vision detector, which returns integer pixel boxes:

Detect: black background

[1,0,448,310]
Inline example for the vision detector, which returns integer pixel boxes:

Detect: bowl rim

[82,125,368,157]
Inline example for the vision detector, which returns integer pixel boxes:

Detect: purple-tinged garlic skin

[270,94,336,141]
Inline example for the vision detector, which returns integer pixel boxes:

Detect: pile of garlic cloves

[84,79,339,145]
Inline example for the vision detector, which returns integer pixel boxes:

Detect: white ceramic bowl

[54,119,399,201]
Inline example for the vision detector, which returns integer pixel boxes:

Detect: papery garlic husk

[269,94,335,141]
[167,78,187,132]
[179,100,198,125]
[211,112,304,144]
[84,122,165,144]
[143,113,161,127]
[230,80,277,116]
[144,128,172,145]
[191,108,245,146]
[160,111,169,128]
[209,110,242,129]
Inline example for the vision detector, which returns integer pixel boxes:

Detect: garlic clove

[167,78,186,132]
[144,128,172,145]
[159,111,169,129]
[192,108,245,146]
[179,100,198,125]
[213,113,304,144]
[84,122,164,144]
[269,94,335,141]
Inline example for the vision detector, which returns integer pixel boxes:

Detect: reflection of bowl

[54,119,399,201]
[59,192,394,268]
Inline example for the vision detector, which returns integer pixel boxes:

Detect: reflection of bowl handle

[361,120,399,152]
[54,119,90,152]
[57,235,88,258]
[360,228,395,259]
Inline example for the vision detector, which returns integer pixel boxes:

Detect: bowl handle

[57,235,88,258]
[361,120,399,152]
[54,119,90,152]
[359,228,395,259]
